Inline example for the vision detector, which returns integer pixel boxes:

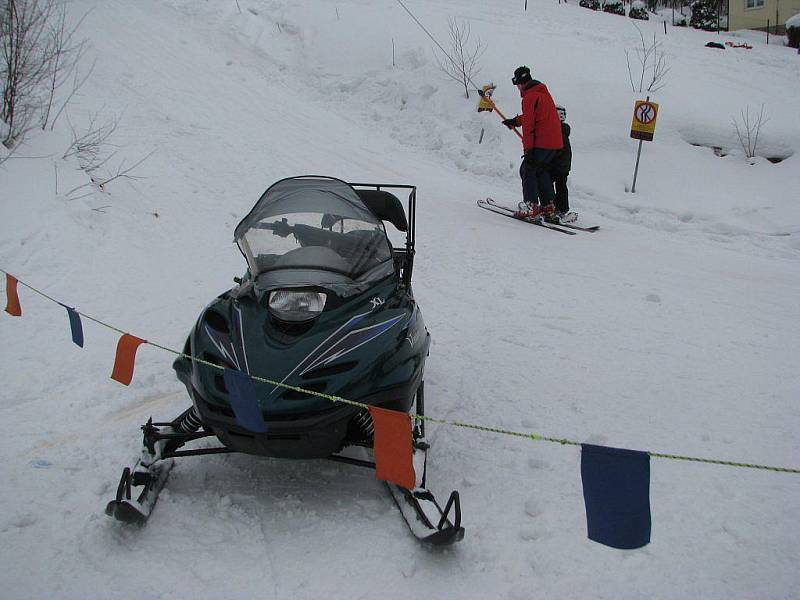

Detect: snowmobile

[106,175,464,545]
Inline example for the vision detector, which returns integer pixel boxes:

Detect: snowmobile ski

[105,456,174,524]
[106,414,227,524]
[478,199,576,235]
[383,436,464,545]
[387,483,464,545]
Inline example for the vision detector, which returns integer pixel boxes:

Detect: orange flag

[369,405,416,490]
[5,273,22,316]
[111,334,146,385]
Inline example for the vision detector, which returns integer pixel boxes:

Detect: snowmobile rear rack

[350,182,416,287]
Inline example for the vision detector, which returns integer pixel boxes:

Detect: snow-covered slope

[1,1,798,598]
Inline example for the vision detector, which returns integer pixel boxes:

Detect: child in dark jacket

[548,105,575,222]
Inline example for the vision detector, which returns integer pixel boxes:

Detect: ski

[544,218,599,232]
[386,483,464,545]
[106,414,464,542]
[478,199,576,235]
[105,455,174,524]
[105,419,187,524]
[484,198,599,232]
[385,440,464,545]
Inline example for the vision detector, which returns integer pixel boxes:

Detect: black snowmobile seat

[355,189,408,232]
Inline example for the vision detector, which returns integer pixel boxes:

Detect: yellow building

[727,0,800,33]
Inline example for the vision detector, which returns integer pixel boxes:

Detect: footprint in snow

[461,475,479,487]
[6,513,38,529]
[527,457,549,471]
[524,498,543,518]
[518,524,541,541]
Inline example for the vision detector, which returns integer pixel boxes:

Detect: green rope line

[647,452,800,474]
[4,268,799,475]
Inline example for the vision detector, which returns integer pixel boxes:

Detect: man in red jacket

[501,66,563,222]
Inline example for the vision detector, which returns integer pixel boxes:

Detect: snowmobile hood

[234,177,395,298]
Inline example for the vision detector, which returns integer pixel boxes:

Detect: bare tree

[41,3,90,129]
[433,17,486,99]
[732,104,768,160]
[59,107,154,198]
[625,23,670,93]
[1,0,88,147]
[2,0,150,198]
[65,149,155,200]
[48,56,94,130]
[62,109,119,173]
[2,0,55,146]
[0,139,13,166]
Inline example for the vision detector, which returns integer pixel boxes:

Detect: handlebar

[255,218,293,237]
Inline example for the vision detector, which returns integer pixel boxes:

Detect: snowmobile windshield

[234,178,394,287]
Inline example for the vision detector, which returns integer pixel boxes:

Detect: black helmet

[512,65,532,85]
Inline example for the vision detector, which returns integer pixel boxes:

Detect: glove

[477,88,485,97]
[502,117,518,129]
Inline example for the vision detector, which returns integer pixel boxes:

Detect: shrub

[732,104,768,161]
[788,25,800,48]
[603,0,625,15]
[629,5,650,20]
[580,0,601,10]
[690,0,717,31]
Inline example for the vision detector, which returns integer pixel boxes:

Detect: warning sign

[630,100,659,141]
[477,83,497,112]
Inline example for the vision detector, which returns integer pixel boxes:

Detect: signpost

[630,97,659,193]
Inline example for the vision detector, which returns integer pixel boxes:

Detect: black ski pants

[552,171,569,213]
[520,149,557,207]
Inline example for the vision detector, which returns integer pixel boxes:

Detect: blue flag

[581,444,651,549]
[223,368,267,433]
[60,304,84,348]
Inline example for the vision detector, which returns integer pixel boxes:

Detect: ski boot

[550,210,578,224]
[515,202,554,223]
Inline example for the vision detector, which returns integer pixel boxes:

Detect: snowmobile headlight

[268,290,327,322]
